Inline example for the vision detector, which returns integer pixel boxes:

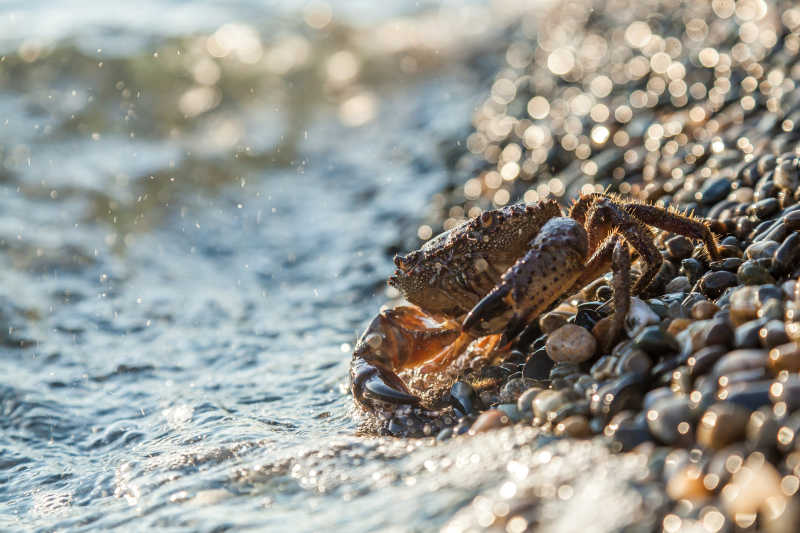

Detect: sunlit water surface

[0,2,653,531]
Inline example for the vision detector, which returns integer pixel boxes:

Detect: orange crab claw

[350,305,462,409]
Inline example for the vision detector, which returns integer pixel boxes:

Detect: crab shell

[388,200,562,318]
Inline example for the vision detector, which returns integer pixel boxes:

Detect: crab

[350,193,720,410]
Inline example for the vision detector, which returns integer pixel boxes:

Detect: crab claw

[351,360,420,406]
[350,305,462,411]
[461,284,516,338]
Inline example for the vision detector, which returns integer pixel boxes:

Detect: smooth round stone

[775,233,800,274]
[496,403,521,423]
[758,298,783,321]
[615,348,652,376]
[624,297,660,338]
[759,320,789,349]
[546,324,597,364]
[539,311,570,334]
[590,373,646,419]
[710,257,744,272]
[516,387,542,418]
[768,342,800,373]
[699,271,738,299]
[734,318,768,348]
[729,286,760,326]
[664,276,691,294]
[712,349,768,380]
[753,197,780,219]
[590,354,617,381]
[634,325,679,355]
[469,409,510,434]
[745,240,779,260]
[718,380,773,410]
[605,412,651,452]
[774,158,800,190]
[523,348,554,380]
[498,377,534,404]
[646,395,693,446]
[690,301,719,320]
[737,260,776,285]
[666,235,694,260]
[680,258,705,284]
[769,376,800,411]
[554,415,591,438]
[701,318,734,348]
[746,407,779,451]
[532,390,569,420]
[643,387,673,410]
[688,345,728,377]
[700,177,731,205]
[436,427,454,441]
[667,318,692,336]
[696,402,751,450]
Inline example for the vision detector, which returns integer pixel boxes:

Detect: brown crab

[351,193,720,409]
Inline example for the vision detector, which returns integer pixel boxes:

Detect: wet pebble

[554,415,591,438]
[664,276,691,294]
[745,240,779,261]
[768,342,800,373]
[729,286,760,325]
[633,325,679,355]
[690,300,719,320]
[545,324,597,364]
[624,297,660,337]
[738,260,776,285]
[699,271,738,298]
[516,387,542,419]
[666,236,694,260]
[469,409,510,434]
[498,377,534,404]
[696,402,751,450]
[522,348,554,380]
[646,395,693,446]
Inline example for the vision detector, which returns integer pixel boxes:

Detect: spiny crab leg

[350,306,462,407]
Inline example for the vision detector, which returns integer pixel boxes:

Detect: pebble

[532,389,570,420]
[773,232,800,273]
[699,271,738,298]
[553,415,591,438]
[734,318,769,348]
[545,324,597,364]
[729,286,760,326]
[522,348,554,380]
[646,395,693,446]
[624,297,660,338]
[633,325,679,355]
[468,409,510,434]
[768,342,800,373]
[690,301,719,320]
[746,407,780,451]
[699,177,731,205]
[759,320,789,349]
[664,276,691,293]
[539,311,570,334]
[516,387,542,419]
[498,377,534,404]
[738,260,776,285]
[666,235,694,260]
[712,349,768,381]
[769,375,800,411]
[696,402,751,450]
[745,240,779,260]
[495,403,521,423]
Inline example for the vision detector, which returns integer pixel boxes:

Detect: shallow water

[0,2,585,531]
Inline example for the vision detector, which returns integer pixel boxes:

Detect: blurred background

[0,1,530,530]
